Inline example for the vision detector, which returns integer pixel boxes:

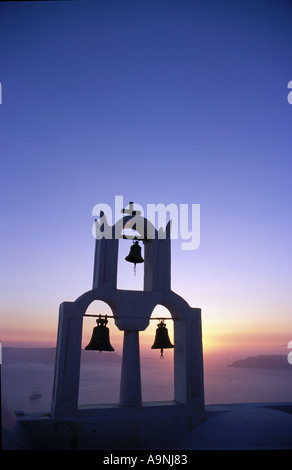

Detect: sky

[0,0,292,362]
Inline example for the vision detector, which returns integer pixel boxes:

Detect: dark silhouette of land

[2,347,121,364]
[229,355,291,370]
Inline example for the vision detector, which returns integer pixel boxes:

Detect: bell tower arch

[92,206,171,293]
[51,202,205,421]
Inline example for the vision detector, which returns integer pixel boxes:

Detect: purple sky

[0,0,292,353]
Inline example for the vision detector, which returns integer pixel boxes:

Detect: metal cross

[121,201,141,216]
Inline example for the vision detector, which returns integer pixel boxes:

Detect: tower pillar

[119,330,142,406]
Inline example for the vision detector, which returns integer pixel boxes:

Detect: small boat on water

[29,388,42,400]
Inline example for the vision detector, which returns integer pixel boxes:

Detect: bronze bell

[151,320,174,358]
[125,240,144,274]
[85,315,114,352]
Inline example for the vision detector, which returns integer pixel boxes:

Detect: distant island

[229,355,291,370]
[2,347,121,364]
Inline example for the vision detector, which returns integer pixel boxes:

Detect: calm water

[2,358,292,414]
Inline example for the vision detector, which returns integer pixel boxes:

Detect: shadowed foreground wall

[16,403,205,450]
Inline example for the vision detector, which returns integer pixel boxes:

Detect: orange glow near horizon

[201,319,292,364]
[1,297,290,362]
[2,314,291,365]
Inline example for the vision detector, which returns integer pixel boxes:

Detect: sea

[2,350,292,414]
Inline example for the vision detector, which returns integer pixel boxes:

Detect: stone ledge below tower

[14,402,205,450]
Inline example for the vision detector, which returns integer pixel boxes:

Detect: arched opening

[78,300,123,407]
[117,233,145,291]
[140,304,174,403]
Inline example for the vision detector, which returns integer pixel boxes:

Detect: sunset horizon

[1,0,292,451]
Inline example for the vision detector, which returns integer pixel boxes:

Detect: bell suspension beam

[84,314,176,321]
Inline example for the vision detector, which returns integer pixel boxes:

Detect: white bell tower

[50,201,205,448]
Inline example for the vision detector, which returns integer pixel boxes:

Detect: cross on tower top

[121,201,141,216]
